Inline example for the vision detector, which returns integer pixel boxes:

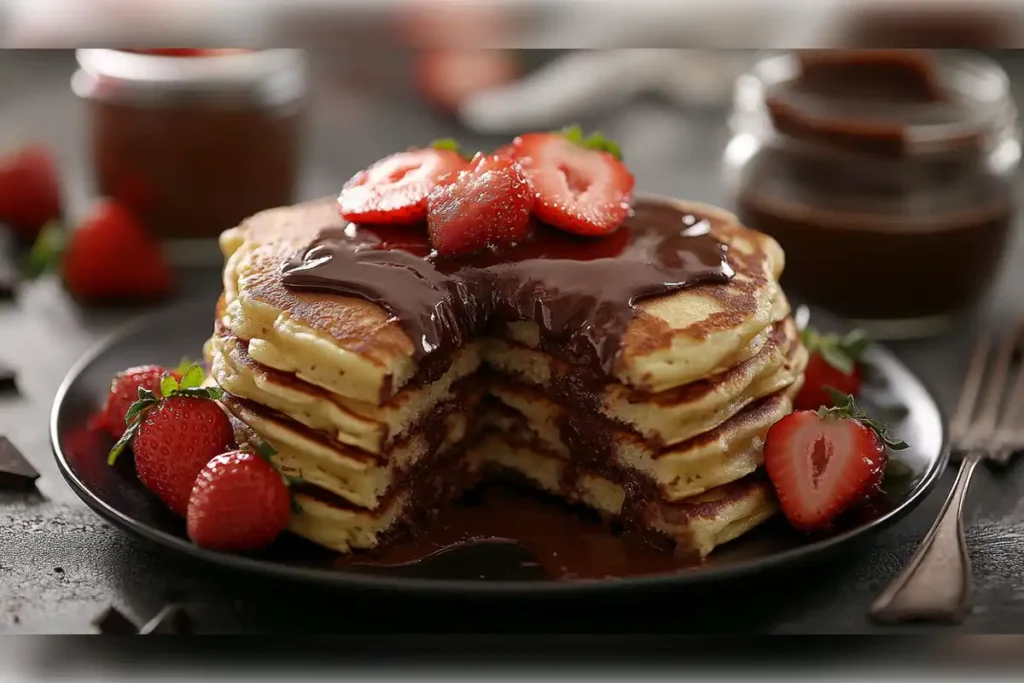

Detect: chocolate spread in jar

[281,197,735,381]
[74,49,306,242]
[732,50,1017,329]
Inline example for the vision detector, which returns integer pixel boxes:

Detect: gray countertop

[3,50,1024,636]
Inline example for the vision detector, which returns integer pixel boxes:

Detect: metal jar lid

[72,49,309,110]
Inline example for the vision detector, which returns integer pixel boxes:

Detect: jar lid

[731,50,1019,160]
[72,49,308,109]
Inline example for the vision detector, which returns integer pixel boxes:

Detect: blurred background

[2,47,1024,332]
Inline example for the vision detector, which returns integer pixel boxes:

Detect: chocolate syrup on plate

[281,198,735,378]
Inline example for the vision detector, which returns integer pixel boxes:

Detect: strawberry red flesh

[764,392,907,532]
[765,411,886,532]
[338,147,468,226]
[427,153,533,257]
[501,130,634,236]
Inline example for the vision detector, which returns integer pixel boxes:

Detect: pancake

[218,380,480,510]
[484,317,807,448]
[475,433,778,558]
[486,378,802,502]
[226,409,482,553]
[207,317,481,455]
[218,195,787,404]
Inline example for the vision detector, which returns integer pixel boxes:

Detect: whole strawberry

[97,360,191,438]
[108,364,234,516]
[187,445,291,552]
[794,327,870,411]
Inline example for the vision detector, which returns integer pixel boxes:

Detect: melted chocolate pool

[281,198,735,378]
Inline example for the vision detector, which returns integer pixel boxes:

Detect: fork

[869,326,1024,624]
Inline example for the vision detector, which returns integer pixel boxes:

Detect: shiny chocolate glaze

[282,198,735,377]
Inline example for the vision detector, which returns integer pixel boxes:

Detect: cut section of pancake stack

[205,196,807,559]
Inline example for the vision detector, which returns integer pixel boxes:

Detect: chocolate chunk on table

[0,230,19,299]
[0,361,16,393]
[0,437,37,491]
[139,605,194,635]
[92,605,137,635]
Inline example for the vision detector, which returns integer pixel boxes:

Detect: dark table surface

[3,50,1024,636]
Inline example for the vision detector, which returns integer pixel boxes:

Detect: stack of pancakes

[205,196,807,559]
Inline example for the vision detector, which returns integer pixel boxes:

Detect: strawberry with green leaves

[187,442,293,552]
[765,389,909,532]
[794,326,870,411]
[496,124,635,236]
[108,364,234,516]
[96,359,193,438]
[26,199,173,302]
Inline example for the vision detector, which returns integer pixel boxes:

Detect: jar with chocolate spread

[72,49,308,263]
[724,50,1020,338]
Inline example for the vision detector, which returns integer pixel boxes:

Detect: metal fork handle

[869,452,982,624]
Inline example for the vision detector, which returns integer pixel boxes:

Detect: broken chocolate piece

[138,604,193,635]
[0,230,18,299]
[0,437,37,491]
[0,361,16,393]
[92,605,137,635]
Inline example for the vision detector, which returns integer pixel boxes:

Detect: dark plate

[51,299,948,597]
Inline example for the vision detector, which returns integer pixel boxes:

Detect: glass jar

[72,49,308,263]
[723,50,1020,339]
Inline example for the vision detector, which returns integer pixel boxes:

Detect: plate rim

[50,300,951,597]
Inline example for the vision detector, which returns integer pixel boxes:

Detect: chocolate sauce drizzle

[281,198,735,377]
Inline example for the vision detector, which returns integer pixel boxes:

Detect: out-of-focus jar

[723,50,1020,339]
[73,49,308,260]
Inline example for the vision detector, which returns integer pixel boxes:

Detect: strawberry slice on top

[794,326,869,411]
[764,390,908,532]
[338,139,468,226]
[497,124,635,236]
[427,152,533,257]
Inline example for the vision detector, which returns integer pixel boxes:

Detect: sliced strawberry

[764,391,908,532]
[427,153,533,257]
[498,125,634,236]
[794,327,869,411]
[0,144,62,243]
[338,142,469,226]
[29,199,173,302]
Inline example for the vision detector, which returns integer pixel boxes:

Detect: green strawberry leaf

[582,131,623,159]
[22,221,67,279]
[430,138,463,157]
[255,440,277,460]
[173,357,195,376]
[179,363,205,390]
[560,123,585,145]
[558,124,624,159]
[884,458,914,481]
[820,387,910,451]
[159,373,179,398]
[819,344,855,376]
[801,325,868,376]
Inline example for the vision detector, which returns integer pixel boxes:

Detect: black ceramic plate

[51,299,948,596]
